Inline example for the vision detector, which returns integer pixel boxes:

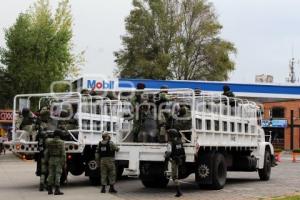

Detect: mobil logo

[87,80,115,90]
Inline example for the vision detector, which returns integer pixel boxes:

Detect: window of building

[223,121,227,132]
[271,107,285,118]
[196,119,202,130]
[206,120,211,130]
[214,120,219,131]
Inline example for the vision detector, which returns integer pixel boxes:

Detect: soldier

[36,108,50,191]
[165,129,186,197]
[96,132,119,193]
[19,108,35,141]
[57,110,72,141]
[171,106,191,132]
[46,129,66,195]
[131,83,146,142]
[222,85,236,113]
[194,88,201,96]
[222,85,234,98]
[157,85,172,142]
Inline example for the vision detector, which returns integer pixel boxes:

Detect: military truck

[5,88,275,189]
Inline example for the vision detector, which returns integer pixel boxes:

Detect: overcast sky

[1,0,300,83]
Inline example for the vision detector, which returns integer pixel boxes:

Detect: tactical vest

[20,117,33,128]
[47,139,64,157]
[99,142,115,158]
[37,132,47,153]
[170,140,185,159]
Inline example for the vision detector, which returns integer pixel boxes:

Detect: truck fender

[255,142,274,169]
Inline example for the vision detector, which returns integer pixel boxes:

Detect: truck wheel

[140,162,169,188]
[258,149,271,181]
[211,153,227,190]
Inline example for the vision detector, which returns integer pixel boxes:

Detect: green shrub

[293,149,300,153]
[274,148,283,153]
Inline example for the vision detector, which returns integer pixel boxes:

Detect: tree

[0,0,82,108]
[114,0,236,80]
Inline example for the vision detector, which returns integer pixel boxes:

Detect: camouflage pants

[132,121,141,142]
[47,157,63,187]
[171,160,179,186]
[100,157,116,185]
[40,157,47,185]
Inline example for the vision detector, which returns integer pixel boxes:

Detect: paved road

[0,152,299,200]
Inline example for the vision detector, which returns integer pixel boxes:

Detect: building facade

[0,110,13,140]
[263,101,300,150]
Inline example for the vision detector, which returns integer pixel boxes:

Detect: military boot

[109,185,117,193]
[101,185,106,193]
[175,185,182,197]
[39,183,44,191]
[54,186,64,195]
[47,186,53,195]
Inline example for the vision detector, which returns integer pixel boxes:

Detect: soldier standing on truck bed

[45,129,66,195]
[19,108,36,141]
[165,129,186,197]
[96,132,120,193]
[131,83,146,142]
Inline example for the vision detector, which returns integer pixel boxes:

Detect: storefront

[0,110,13,140]
[263,100,300,150]
[262,119,287,149]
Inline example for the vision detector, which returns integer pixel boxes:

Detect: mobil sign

[85,79,118,91]
[0,110,13,123]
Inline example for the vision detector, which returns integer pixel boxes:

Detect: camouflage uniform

[165,129,186,197]
[46,130,66,195]
[131,90,145,142]
[222,85,235,114]
[19,108,35,141]
[96,133,119,193]
[36,109,50,191]
[157,89,172,142]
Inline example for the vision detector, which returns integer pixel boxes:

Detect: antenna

[286,45,297,83]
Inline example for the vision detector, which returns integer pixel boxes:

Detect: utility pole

[290,110,294,150]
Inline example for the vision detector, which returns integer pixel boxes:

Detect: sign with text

[0,110,13,123]
[262,119,288,128]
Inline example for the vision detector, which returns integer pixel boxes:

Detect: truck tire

[140,162,169,188]
[258,149,271,181]
[211,153,227,190]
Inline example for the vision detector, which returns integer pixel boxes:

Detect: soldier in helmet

[96,132,119,193]
[157,85,173,142]
[222,84,236,113]
[131,83,146,142]
[57,110,73,141]
[165,129,186,197]
[194,88,201,96]
[19,108,36,141]
[222,85,234,98]
[35,108,51,191]
[45,129,66,195]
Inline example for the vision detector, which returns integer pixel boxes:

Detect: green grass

[272,195,300,200]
